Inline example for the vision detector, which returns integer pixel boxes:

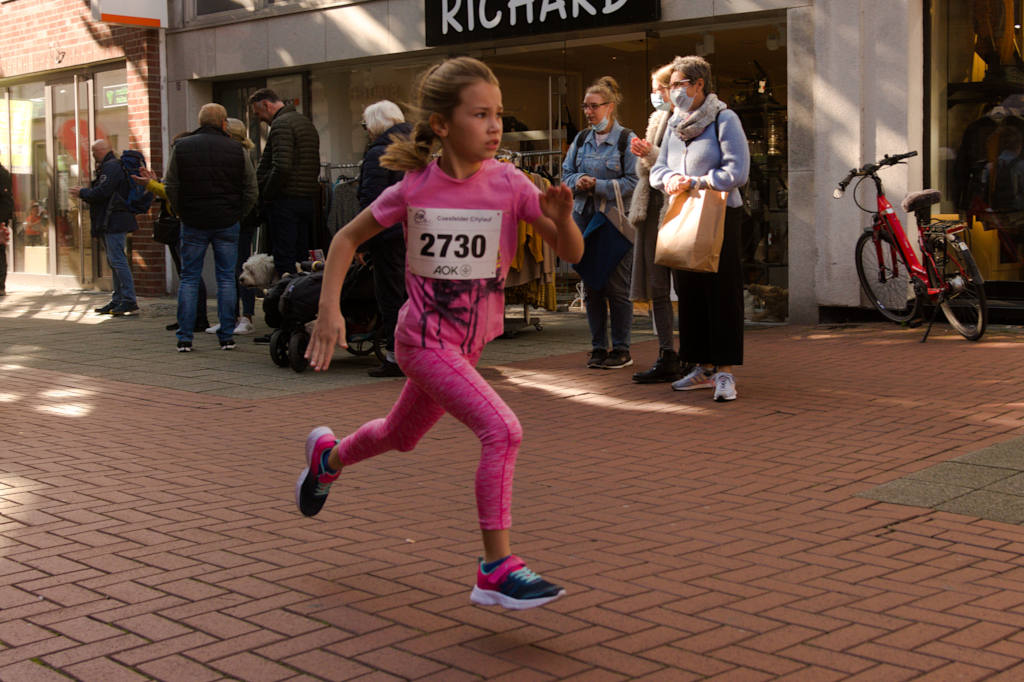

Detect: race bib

[406,206,502,279]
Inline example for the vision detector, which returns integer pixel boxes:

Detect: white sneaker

[672,366,715,391]
[234,317,254,334]
[713,372,737,402]
[205,323,220,334]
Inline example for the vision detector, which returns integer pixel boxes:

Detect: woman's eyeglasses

[360,121,368,130]
[581,102,609,111]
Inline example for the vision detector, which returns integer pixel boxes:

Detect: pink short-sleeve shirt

[371,159,543,353]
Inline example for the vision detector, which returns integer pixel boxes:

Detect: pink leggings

[336,342,521,530]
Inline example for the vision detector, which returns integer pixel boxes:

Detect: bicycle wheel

[936,236,987,341]
[855,230,919,322]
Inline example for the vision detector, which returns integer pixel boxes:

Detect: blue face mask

[650,92,672,112]
[591,116,610,133]
[671,87,694,112]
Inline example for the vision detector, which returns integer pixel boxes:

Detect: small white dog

[238,253,278,291]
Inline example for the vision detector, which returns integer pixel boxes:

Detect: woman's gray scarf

[674,93,728,142]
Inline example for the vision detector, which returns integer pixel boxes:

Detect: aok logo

[413,210,427,223]
[433,264,464,276]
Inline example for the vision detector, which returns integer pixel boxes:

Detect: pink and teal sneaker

[295,426,340,517]
[470,555,565,610]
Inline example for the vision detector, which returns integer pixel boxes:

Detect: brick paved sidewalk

[3,302,1024,679]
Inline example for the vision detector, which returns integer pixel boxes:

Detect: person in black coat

[357,101,412,377]
[0,162,12,296]
[164,103,258,352]
[70,140,139,316]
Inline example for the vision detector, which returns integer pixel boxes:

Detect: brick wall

[0,0,166,295]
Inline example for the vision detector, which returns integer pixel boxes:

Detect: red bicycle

[834,151,987,342]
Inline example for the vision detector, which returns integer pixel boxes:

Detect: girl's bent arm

[306,207,388,371]
[534,184,584,264]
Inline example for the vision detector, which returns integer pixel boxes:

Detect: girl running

[296,57,583,610]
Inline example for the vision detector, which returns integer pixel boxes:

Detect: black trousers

[368,235,407,353]
[673,206,744,367]
[0,242,6,291]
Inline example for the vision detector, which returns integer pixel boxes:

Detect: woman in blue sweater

[650,56,750,402]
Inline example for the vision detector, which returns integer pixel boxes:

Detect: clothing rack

[500,151,564,338]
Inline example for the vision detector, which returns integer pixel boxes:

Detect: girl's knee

[490,415,522,451]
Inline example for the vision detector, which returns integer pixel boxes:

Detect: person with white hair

[357,100,412,377]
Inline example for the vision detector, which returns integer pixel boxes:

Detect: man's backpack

[117,150,155,214]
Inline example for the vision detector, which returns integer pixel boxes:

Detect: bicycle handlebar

[832,151,918,199]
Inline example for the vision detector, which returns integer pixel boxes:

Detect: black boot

[632,349,682,384]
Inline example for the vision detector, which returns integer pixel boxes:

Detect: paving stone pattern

[3,290,1024,679]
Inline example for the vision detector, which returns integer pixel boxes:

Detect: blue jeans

[267,196,313,275]
[177,223,239,344]
[103,232,136,306]
[584,248,633,351]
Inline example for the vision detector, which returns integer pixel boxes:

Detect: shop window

[935,0,1024,281]
[4,82,49,274]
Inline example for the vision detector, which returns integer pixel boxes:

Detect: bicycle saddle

[901,189,941,213]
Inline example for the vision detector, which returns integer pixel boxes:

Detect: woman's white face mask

[650,91,672,112]
[670,86,694,112]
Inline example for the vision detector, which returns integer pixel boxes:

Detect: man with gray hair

[70,139,140,316]
[164,103,258,352]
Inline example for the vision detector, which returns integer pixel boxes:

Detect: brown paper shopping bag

[654,188,729,272]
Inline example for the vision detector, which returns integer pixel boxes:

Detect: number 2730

[419,233,486,258]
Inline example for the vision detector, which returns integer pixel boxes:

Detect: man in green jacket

[249,88,321,278]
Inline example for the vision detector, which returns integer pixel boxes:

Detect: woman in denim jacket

[562,76,639,370]
[650,56,750,402]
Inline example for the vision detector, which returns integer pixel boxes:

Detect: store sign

[102,84,129,109]
[425,0,660,46]
[91,0,167,28]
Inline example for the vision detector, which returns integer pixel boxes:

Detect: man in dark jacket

[0,161,12,296]
[164,103,258,352]
[248,88,320,277]
[70,140,139,316]
[357,101,411,377]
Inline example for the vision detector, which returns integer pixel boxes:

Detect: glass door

[52,76,92,282]
[7,82,49,275]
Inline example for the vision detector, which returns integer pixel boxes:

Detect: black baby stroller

[264,259,384,372]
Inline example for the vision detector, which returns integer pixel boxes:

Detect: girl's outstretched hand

[305,308,348,372]
[539,183,573,223]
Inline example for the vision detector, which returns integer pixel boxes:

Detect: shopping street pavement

[4,288,1024,680]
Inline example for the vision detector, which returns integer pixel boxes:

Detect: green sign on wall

[102,83,128,108]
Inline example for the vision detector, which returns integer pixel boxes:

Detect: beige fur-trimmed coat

[629,109,674,302]
[628,109,672,225]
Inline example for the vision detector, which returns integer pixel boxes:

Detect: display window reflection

[936,0,1024,278]
[4,82,50,274]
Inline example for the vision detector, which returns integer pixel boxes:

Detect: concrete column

[808,0,923,313]
[786,5,816,323]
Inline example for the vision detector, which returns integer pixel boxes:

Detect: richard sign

[425,0,660,46]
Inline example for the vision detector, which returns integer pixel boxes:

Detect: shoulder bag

[654,187,728,272]
[152,199,181,245]
[573,179,633,290]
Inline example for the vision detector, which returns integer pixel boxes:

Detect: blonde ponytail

[380,56,499,172]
